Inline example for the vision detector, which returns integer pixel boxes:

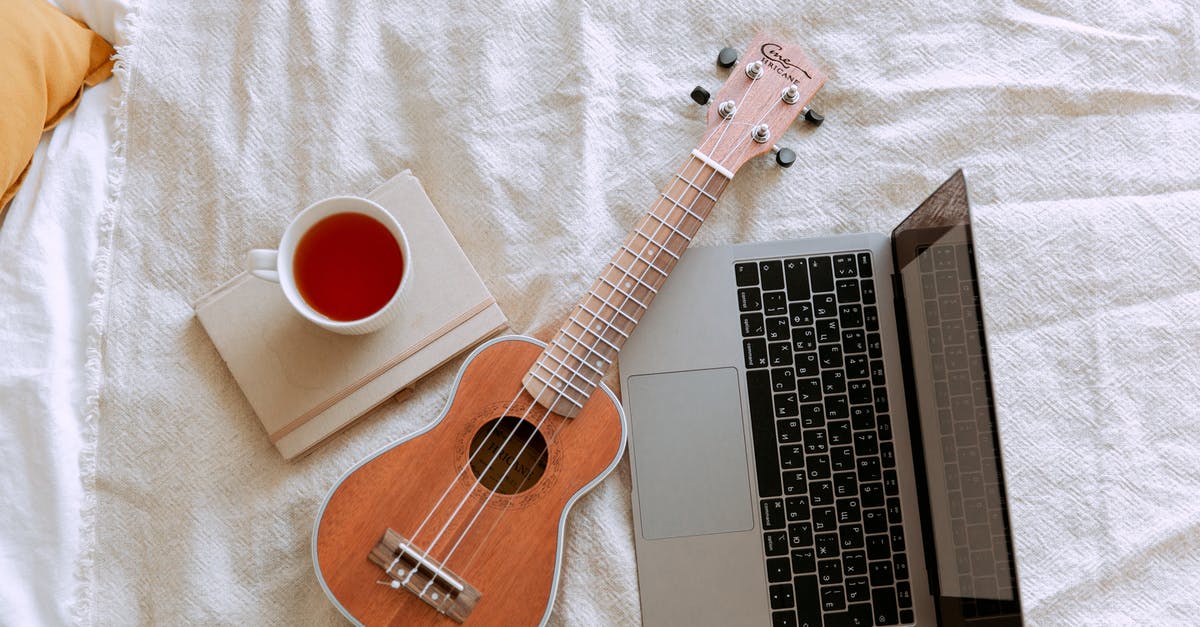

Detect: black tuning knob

[690,86,711,106]
[717,47,739,69]
[775,147,797,168]
[804,107,825,126]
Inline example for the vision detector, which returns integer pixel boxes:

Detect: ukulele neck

[522,150,732,417]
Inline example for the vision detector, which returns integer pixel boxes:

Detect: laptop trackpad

[627,368,754,540]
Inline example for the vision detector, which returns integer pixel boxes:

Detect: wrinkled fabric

[77,0,1200,624]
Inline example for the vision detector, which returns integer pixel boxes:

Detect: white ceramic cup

[248,196,411,335]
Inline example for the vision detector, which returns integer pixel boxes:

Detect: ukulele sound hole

[468,417,548,495]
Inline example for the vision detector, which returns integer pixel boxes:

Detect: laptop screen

[890,172,1022,624]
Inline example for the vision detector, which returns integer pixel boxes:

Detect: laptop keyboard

[918,244,1018,616]
[736,253,913,627]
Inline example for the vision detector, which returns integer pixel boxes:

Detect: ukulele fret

[525,368,586,409]
[597,274,649,310]
[659,191,706,224]
[579,296,637,329]
[550,336,606,377]
[643,211,693,247]
[563,316,621,355]
[539,346,596,391]
[674,173,720,202]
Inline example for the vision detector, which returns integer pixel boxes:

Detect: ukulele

[313,32,826,626]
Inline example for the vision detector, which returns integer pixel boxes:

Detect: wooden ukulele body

[313,335,627,626]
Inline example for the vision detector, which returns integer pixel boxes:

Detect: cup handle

[248,249,280,282]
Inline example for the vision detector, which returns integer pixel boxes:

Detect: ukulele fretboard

[522,153,730,416]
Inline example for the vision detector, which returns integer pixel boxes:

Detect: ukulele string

[427,75,767,580]
[436,162,724,576]
[395,69,762,596]
[395,119,731,579]
[442,146,739,579]
[384,66,587,577]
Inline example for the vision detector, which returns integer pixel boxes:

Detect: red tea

[294,212,404,321]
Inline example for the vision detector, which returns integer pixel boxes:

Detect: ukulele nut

[781,84,800,104]
[745,60,764,80]
[752,124,771,143]
[718,100,737,119]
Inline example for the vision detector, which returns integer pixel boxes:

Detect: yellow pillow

[1,0,116,210]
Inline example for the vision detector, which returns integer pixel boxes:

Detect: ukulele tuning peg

[690,86,711,106]
[802,106,825,126]
[772,145,797,168]
[716,47,739,69]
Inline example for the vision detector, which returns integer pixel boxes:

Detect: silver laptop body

[620,172,1022,627]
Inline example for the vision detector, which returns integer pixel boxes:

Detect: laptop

[619,171,1023,627]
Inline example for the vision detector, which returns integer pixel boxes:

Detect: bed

[2,0,1198,625]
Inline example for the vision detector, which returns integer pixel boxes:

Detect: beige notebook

[195,171,508,459]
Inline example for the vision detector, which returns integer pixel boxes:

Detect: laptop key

[745,369,782,497]
[784,258,810,301]
[836,278,860,303]
[782,470,806,495]
[769,582,795,609]
[772,368,797,394]
[785,495,810,522]
[857,252,873,278]
[770,342,793,367]
[766,316,790,341]
[736,262,760,287]
[863,306,880,331]
[792,547,816,574]
[822,585,847,611]
[819,558,843,585]
[807,455,831,480]
[739,287,763,311]
[744,338,769,369]
[846,577,871,604]
[839,523,865,549]
[893,553,909,580]
[848,602,874,626]
[871,586,898,626]
[775,392,798,418]
[860,279,877,305]
[794,576,821,627]
[864,508,887,534]
[834,254,858,278]
[810,480,834,506]
[866,535,890,560]
[869,561,894,587]
[814,293,838,318]
[777,417,802,443]
[843,551,867,577]
[790,522,814,548]
[812,506,837,533]
[896,581,912,608]
[861,482,884,507]
[780,445,804,470]
[742,313,765,337]
[767,556,791,583]
[809,256,834,292]
[790,301,814,326]
[772,610,798,627]
[765,292,788,316]
[760,260,785,291]
[761,498,786,530]
[764,530,789,556]
[815,533,840,560]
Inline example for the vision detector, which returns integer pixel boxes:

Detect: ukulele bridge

[368,528,482,623]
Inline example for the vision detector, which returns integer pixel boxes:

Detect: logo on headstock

[761,43,812,80]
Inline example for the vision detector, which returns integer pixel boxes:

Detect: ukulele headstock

[696,33,826,175]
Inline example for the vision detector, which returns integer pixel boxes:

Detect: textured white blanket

[89,1,1200,625]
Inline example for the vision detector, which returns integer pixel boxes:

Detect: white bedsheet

[0,60,114,627]
[2,1,1199,626]
[0,3,129,625]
